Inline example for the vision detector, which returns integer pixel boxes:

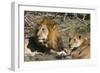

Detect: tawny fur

[69,34,90,59]
[36,17,63,51]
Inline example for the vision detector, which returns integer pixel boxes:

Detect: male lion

[69,34,90,59]
[27,17,67,56]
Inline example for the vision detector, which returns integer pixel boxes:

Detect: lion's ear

[78,35,81,39]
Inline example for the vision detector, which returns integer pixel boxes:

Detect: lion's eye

[42,28,45,31]
[74,39,76,41]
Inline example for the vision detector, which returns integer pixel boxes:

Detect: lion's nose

[37,32,40,37]
[37,30,42,37]
[37,33,39,37]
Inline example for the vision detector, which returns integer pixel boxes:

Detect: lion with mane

[35,17,64,52]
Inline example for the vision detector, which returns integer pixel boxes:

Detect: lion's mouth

[71,47,78,52]
[38,39,46,43]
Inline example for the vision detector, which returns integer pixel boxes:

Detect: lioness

[69,34,90,59]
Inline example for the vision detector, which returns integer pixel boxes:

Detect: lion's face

[69,35,84,50]
[35,17,62,51]
[36,24,49,43]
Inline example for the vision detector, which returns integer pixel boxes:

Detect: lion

[34,17,67,56]
[69,33,90,59]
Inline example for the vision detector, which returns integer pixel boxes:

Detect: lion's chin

[38,39,44,44]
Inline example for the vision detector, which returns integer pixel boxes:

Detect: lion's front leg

[50,49,67,56]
